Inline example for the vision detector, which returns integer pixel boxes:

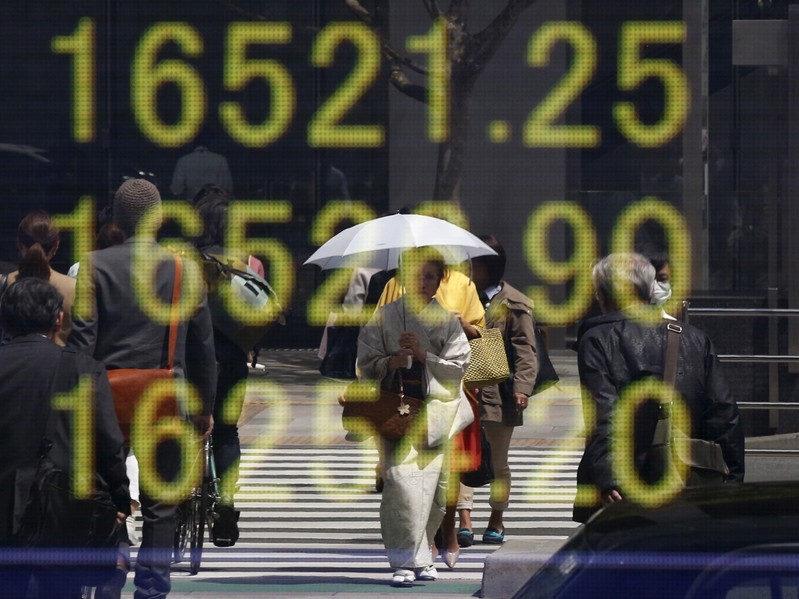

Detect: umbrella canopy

[303,213,496,271]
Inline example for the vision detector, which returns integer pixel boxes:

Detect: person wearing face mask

[573,253,744,523]
[649,253,672,305]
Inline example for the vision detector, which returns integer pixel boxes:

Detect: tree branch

[343,1,429,101]
[422,0,443,19]
[388,65,427,102]
[447,0,469,22]
[472,0,538,66]
[215,0,268,21]
[344,0,375,24]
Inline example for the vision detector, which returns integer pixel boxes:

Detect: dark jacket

[574,307,745,521]
[68,237,217,416]
[0,335,130,542]
[480,282,538,426]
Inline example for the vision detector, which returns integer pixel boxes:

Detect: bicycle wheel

[189,479,208,575]
[173,499,193,563]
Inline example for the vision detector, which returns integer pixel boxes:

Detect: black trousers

[131,438,180,599]
[212,334,248,501]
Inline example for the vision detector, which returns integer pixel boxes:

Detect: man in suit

[0,277,130,598]
[69,178,217,599]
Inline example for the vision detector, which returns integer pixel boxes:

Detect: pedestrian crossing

[164,444,581,583]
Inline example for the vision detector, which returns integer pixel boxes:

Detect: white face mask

[651,281,672,306]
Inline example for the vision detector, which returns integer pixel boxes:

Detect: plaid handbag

[463,327,510,389]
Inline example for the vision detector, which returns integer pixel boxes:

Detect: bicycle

[173,435,220,575]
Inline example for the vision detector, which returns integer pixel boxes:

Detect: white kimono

[358,297,473,569]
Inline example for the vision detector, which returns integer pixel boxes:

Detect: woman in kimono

[357,247,473,587]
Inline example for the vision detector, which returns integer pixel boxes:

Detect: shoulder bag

[15,350,123,584]
[651,322,730,487]
[107,254,182,443]
[463,326,510,389]
[340,370,424,441]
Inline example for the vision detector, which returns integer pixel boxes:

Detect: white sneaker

[391,569,415,586]
[415,565,438,581]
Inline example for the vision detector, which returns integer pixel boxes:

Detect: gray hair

[592,253,655,310]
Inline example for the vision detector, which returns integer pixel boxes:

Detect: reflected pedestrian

[170,145,233,200]
[455,235,537,546]
[358,247,473,586]
[573,253,745,522]
[2,210,75,345]
[0,278,130,598]
[69,178,217,598]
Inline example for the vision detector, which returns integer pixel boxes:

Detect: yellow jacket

[376,269,486,327]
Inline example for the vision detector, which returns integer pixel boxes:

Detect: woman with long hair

[3,210,75,345]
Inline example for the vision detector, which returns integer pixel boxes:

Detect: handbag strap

[652,322,682,447]
[663,322,682,389]
[166,255,183,370]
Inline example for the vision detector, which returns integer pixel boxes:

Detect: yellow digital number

[524,201,597,326]
[310,380,379,501]
[220,22,295,148]
[306,201,378,327]
[611,378,691,507]
[407,17,450,143]
[524,22,600,148]
[309,200,378,247]
[225,201,294,326]
[613,21,689,148]
[131,200,204,325]
[308,22,384,148]
[132,23,206,148]
[51,18,96,143]
[52,197,96,317]
[52,375,95,499]
[609,196,691,320]
[132,379,202,503]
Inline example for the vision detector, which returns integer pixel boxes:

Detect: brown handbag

[107,255,183,443]
[340,372,424,441]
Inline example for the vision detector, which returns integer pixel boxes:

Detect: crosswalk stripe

[131,444,580,583]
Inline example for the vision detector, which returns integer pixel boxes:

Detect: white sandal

[415,565,438,581]
[391,568,415,586]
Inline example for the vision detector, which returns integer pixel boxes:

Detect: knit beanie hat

[114,179,162,236]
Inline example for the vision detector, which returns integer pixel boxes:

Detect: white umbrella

[303,213,496,271]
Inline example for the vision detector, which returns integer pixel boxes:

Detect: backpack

[201,251,285,353]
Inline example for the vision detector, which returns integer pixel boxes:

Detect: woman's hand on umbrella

[390,348,414,370]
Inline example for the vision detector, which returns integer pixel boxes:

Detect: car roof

[570,482,799,555]
[514,483,799,599]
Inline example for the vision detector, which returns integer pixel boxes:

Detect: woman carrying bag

[456,236,538,546]
[357,247,473,587]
